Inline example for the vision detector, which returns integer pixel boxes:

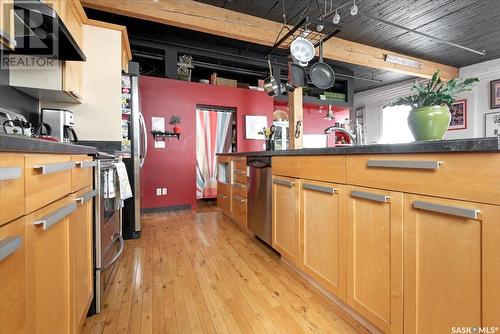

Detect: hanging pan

[310,40,335,90]
[263,59,280,96]
[288,61,307,88]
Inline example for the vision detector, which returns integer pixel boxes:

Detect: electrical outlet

[162,188,167,195]
[156,188,162,196]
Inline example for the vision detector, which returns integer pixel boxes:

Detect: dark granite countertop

[0,134,97,155]
[218,137,500,157]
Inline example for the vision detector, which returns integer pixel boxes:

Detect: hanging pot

[288,62,307,88]
[290,37,315,67]
[310,40,335,90]
[263,59,280,96]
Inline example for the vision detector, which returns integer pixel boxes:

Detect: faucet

[324,126,357,145]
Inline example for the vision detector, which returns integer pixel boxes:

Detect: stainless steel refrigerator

[121,63,146,239]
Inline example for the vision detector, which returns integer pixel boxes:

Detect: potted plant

[391,71,479,141]
[169,115,182,134]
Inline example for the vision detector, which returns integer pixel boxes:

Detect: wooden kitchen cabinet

[70,186,94,333]
[0,217,31,334]
[272,176,300,266]
[0,0,16,50]
[232,194,247,227]
[403,194,500,334]
[346,186,403,334]
[301,180,347,300]
[62,0,85,99]
[26,196,74,334]
[217,181,232,216]
[0,154,25,225]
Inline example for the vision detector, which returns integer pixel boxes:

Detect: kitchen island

[0,134,96,334]
[217,137,500,334]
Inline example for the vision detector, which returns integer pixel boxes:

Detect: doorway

[195,105,236,200]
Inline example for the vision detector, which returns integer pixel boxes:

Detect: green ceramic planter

[408,105,451,141]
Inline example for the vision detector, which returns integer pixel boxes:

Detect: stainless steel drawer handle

[367,160,442,170]
[273,179,295,187]
[351,190,389,203]
[233,183,247,189]
[34,203,77,230]
[218,194,228,199]
[233,195,246,204]
[33,161,75,175]
[303,183,337,194]
[0,166,22,181]
[413,201,480,219]
[75,160,97,168]
[76,189,97,204]
[0,236,22,262]
[99,234,124,271]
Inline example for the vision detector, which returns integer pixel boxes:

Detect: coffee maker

[41,108,79,143]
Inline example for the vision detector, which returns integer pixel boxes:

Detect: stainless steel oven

[92,158,124,314]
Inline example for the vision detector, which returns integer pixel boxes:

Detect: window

[381,105,413,144]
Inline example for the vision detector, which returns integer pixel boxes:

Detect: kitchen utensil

[310,40,335,90]
[290,37,315,67]
[288,62,307,88]
[263,59,280,96]
[0,108,32,136]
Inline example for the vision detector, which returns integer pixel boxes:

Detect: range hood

[10,1,86,61]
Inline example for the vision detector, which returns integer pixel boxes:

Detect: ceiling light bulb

[333,10,340,24]
[350,0,358,16]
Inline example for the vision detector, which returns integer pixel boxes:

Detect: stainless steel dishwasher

[247,156,272,246]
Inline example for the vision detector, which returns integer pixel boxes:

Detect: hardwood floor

[82,204,361,334]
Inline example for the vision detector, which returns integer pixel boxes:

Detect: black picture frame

[490,79,500,109]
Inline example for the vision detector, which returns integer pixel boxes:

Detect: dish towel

[104,169,116,199]
[114,161,133,207]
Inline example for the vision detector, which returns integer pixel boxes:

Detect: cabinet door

[70,187,94,333]
[301,180,346,300]
[404,195,500,334]
[346,186,403,333]
[0,217,31,334]
[0,0,16,50]
[26,196,74,334]
[62,0,84,99]
[272,176,300,266]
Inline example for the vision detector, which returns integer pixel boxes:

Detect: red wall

[139,76,350,210]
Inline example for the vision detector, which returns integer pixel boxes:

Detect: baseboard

[141,204,191,213]
[281,258,382,334]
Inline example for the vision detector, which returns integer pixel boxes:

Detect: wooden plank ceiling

[81,0,459,80]
[197,0,499,68]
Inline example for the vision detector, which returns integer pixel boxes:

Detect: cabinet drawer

[0,154,25,225]
[217,182,231,215]
[25,155,74,214]
[232,181,248,198]
[233,167,247,184]
[71,155,94,192]
[232,156,246,171]
[273,156,346,183]
[346,153,500,205]
[232,194,247,227]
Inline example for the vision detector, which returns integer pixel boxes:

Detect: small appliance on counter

[41,108,79,143]
[0,108,32,136]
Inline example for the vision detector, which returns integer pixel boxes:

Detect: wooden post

[288,88,303,149]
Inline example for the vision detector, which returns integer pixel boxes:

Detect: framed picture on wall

[448,99,467,130]
[490,79,500,109]
[245,115,268,139]
[485,112,500,137]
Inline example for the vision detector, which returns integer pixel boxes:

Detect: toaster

[0,108,32,136]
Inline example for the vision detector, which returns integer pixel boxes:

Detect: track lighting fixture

[350,0,358,16]
[333,10,340,24]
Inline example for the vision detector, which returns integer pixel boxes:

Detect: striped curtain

[196,109,233,199]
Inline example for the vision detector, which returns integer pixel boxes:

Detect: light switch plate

[156,188,162,196]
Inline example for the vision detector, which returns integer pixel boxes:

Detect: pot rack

[265,17,342,57]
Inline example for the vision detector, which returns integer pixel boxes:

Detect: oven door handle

[99,234,124,271]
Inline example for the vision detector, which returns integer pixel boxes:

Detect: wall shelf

[151,131,181,140]
[274,94,352,108]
